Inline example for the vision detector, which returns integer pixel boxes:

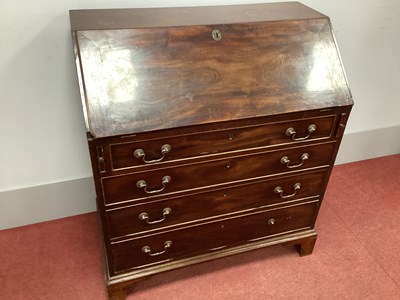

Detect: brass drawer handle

[280,153,309,168]
[267,219,276,226]
[142,240,172,257]
[136,176,171,194]
[134,144,171,164]
[139,207,171,224]
[286,124,316,141]
[274,183,301,199]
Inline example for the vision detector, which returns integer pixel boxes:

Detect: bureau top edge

[69,2,327,31]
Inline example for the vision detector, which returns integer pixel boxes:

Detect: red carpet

[1,155,400,299]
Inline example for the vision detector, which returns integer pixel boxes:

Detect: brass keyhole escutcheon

[212,29,222,41]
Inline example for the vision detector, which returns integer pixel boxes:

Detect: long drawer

[102,142,335,205]
[110,201,318,273]
[110,115,336,170]
[106,171,326,239]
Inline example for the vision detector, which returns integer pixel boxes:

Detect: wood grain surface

[72,16,352,137]
[70,4,354,298]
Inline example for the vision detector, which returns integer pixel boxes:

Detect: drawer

[110,115,336,170]
[102,142,335,205]
[110,201,318,273]
[106,171,326,239]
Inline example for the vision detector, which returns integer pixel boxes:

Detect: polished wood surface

[70,3,353,300]
[71,7,352,138]
[102,142,335,205]
[69,3,326,30]
[111,201,318,273]
[110,115,336,170]
[107,171,326,240]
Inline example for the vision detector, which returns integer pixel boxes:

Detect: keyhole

[212,29,222,41]
[228,133,234,140]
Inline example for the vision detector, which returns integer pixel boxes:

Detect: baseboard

[1,126,399,230]
[335,125,400,164]
[0,177,96,230]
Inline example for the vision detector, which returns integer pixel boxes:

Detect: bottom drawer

[110,201,318,274]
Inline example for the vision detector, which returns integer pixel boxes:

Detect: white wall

[1,0,399,228]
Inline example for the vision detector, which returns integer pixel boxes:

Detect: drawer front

[110,201,318,273]
[107,171,325,239]
[102,142,335,205]
[110,115,336,170]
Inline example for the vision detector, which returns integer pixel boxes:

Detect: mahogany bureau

[69,3,353,299]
